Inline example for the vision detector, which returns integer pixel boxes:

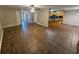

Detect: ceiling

[41,5,79,10]
[0,5,79,10]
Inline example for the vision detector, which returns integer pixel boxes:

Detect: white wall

[32,11,37,23]
[37,8,49,27]
[34,11,37,23]
[64,10,79,26]
[16,10,21,25]
[1,8,21,28]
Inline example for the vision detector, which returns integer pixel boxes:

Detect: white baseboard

[37,22,48,27]
[3,24,21,28]
[63,23,79,27]
[0,30,3,52]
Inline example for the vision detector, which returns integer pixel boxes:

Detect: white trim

[37,22,48,27]
[3,24,21,28]
[0,30,3,52]
[63,23,79,27]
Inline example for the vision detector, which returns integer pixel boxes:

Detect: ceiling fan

[28,5,40,12]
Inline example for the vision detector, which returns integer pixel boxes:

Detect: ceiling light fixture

[50,9,54,11]
[30,8,35,12]
[30,5,35,12]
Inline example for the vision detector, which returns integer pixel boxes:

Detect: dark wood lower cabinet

[48,20,62,29]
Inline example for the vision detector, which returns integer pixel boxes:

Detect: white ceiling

[41,5,79,10]
[0,5,79,10]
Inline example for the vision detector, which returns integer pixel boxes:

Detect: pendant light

[30,5,35,12]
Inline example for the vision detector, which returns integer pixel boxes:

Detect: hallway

[1,24,79,54]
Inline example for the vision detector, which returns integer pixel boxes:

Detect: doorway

[21,10,33,32]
